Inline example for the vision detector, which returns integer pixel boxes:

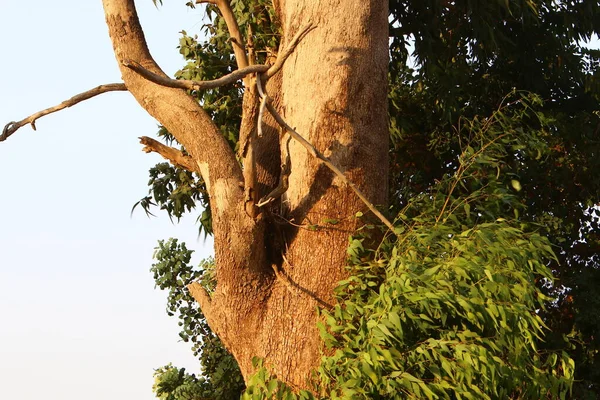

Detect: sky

[0,1,214,399]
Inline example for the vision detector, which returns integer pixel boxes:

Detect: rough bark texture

[255,0,389,387]
[102,0,388,390]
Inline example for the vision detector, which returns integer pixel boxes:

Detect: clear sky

[0,1,214,399]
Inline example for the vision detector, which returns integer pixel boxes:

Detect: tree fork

[101,0,276,380]
[5,0,390,390]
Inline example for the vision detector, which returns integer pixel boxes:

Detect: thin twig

[272,213,316,231]
[123,23,316,94]
[271,258,296,296]
[123,61,268,91]
[266,23,316,78]
[1,83,127,142]
[139,136,199,172]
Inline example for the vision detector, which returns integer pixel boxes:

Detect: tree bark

[102,0,388,390]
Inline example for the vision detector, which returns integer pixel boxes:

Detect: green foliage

[241,96,575,399]
[153,364,206,400]
[151,239,245,399]
[387,1,600,395]
[242,358,316,400]
[134,161,212,232]
[323,226,573,398]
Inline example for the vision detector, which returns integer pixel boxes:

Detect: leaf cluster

[134,160,212,235]
[151,239,245,399]
[388,2,600,394]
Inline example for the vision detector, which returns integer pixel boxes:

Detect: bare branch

[246,23,256,66]
[256,73,269,138]
[196,0,249,71]
[123,61,268,91]
[187,282,214,322]
[1,83,127,142]
[123,22,316,97]
[264,101,395,232]
[139,136,199,172]
[266,23,316,78]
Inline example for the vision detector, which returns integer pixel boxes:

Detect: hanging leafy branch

[151,239,245,399]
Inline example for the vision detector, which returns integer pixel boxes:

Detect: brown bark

[247,0,389,387]
[102,0,388,390]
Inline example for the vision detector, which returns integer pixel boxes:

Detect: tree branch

[187,282,214,323]
[123,61,268,91]
[139,136,199,172]
[263,100,395,232]
[257,132,291,207]
[1,83,127,142]
[196,0,249,71]
[265,23,316,78]
[103,1,268,340]
[103,0,244,210]
[121,22,395,234]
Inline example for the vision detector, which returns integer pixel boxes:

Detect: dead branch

[271,259,296,296]
[265,23,316,79]
[139,136,199,172]
[1,83,127,142]
[246,23,256,66]
[263,101,395,232]
[256,73,269,138]
[123,61,268,91]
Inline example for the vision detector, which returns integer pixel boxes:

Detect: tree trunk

[102,0,388,390]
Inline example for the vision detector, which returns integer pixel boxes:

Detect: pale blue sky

[0,1,214,399]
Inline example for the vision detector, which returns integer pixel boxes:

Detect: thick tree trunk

[102,0,388,390]
[243,0,389,388]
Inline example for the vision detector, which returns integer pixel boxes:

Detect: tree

[3,0,598,398]
[4,0,388,391]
